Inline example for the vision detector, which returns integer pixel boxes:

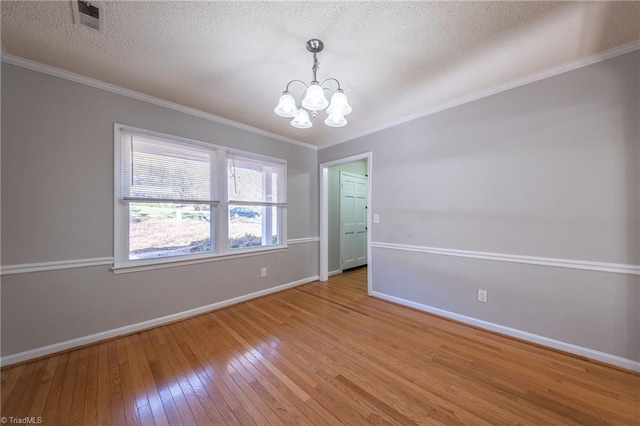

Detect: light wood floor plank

[106,341,126,426]
[95,343,111,426]
[54,349,80,425]
[2,267,639,425]
[40,352,69,424]
[160,324,227,425]
[221,308,343,425]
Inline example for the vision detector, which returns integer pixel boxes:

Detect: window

[227,154,286,249]
[114,125,287,270]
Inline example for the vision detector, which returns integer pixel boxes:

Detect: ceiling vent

[72,1,103,32]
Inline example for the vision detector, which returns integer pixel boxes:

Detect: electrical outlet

[261,267,267,277]
[478,289,488,303]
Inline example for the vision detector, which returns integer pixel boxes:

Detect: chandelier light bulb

[291,109,313,129]
[326,92,352,116]
[274,93,297,117]
[324,114,347,128]
[301,84,329,111]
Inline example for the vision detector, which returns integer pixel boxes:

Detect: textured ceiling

[2,1,639,148]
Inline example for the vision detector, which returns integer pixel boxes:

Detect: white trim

[2,240,317,276]
[0,257,114,276]
[318,40,640,150]
[371,291,640,372]
[118,122,229,154]
[319,152,373,296]
[112,246,288,274]
[0,53,316,151]
[328,269,343,277]
[113,123,126,271]
[3,41,637,152]
[1,275,319,367]
[287,237,320,245]
[319,153,373,169]
[371,242,640,276]
[321,166,329,281]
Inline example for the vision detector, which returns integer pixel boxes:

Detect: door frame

[319,152,372,296]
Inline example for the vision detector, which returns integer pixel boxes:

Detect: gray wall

[1,63,318,357]
[318,51,640,362]
[328,160,367,272]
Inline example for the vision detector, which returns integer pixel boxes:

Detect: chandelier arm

[320,78,343,91]
[284,79,309,93]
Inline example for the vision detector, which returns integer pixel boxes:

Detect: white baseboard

[1,275,319,367]
[328,269,343,276]
[372,291,640,373]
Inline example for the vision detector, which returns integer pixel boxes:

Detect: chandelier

[274,39,352,129]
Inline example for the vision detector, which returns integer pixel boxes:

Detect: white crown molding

[0,275,319,367]
[287,237,320,245]
[319,39,640,150]
[372,291,640,372]
[370,242,640,276]
[0,53,317,151]
[0,257,114,276]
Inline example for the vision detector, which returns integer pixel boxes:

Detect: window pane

[227,156,282,203]
[122,132,217,202]
[228,205,279,249]
[129,202,213,259]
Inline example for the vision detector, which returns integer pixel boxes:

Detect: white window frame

[226,150,287,250]
[113,124,287,273]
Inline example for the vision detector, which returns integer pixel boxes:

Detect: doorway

[320,152,372,295]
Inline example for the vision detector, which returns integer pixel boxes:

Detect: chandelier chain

[312,53,319,83]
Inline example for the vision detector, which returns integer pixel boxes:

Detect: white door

[340,172,368,270]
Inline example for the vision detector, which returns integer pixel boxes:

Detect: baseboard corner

[371,291,640,373]
[1,275,319,368]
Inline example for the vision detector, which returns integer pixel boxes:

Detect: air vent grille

[72,1,102,32]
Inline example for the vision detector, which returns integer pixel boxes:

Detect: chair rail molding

[1,238,321,276]
[287,237,320,245]
[370,242,640,276]
[0,257,115,276]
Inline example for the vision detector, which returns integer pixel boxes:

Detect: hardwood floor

[2,267,639,425]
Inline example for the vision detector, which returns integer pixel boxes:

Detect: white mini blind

[227,154,286,205]
[121,131,218,204]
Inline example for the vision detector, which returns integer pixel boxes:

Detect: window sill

[112,245,288,274]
